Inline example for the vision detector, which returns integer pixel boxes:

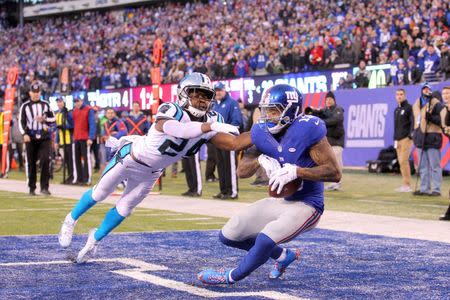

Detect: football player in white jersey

[58,73,252,263]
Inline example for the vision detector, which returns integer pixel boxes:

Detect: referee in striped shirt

[18,82,56,196]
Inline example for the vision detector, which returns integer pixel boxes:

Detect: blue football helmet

[258,84,303,134]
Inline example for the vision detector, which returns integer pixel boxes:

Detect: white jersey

[132,102,224,169]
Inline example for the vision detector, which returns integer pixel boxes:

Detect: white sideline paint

[170,217,212,221]
[0,208,62,212]
[132,213,183,216]
[0,258,304,300]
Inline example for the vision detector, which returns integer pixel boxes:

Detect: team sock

[70,189,97,221]
[230,233,277,282]
[219,231,283,260]
[94,207,125,241]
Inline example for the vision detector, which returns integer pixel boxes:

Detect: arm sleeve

[88,109,96,140]
[162,119,205,139]
[18,103,29,135]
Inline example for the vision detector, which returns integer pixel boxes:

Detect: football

[269,178,303,198]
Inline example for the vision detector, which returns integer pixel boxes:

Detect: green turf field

[4,166,450,222]
[0,190,227,236]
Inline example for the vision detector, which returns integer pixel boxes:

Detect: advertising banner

[49,85,162,112]
[307,81,450,169]
[49,64,395,111]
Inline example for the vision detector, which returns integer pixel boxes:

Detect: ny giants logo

[285,91,299,103]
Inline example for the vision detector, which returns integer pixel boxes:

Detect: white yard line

[1,179,449,243]
[0,258,305,300]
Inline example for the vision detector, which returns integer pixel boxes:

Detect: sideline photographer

[412,83,446,196]
[305,91,345,191]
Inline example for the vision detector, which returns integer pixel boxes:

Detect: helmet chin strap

[187,105,207,117]
[186,97,212,118]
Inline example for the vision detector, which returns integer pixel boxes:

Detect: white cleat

[76,229,99,263]
[58,216,77,248]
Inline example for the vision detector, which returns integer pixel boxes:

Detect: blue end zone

[0,229,448,299]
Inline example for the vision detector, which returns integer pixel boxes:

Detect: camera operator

[412,83,446,196]
[305,91,344,191]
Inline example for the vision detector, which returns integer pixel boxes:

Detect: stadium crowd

[0,0,449,98]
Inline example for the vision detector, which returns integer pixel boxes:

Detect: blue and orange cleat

[269,248,300,279]
[198,268,233,285]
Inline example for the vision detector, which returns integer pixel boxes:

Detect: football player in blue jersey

[198,84,341,284]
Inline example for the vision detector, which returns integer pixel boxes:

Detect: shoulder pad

[155,103,184,121]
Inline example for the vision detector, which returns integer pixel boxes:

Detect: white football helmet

[177,72,215,118]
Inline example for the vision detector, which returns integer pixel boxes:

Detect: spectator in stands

[280,48,293,73]
[1,0,449,92]
[393,59,409,85]
[309,41,324,69]
[363,42,378,65]
[340,41,356,65]
[406,56,422,84]
[193,59,208,75]
[423,44,441,74]
[250,47,269,76]
[389,50,401,83]
[393,89,414,193]
[439,43,450,79]
[234,53,250,78]
[340,74,354,89]
[412,83,446,196]
[266,54,285,75]
[354,60,370,88]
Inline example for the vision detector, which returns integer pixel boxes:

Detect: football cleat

[58,216,77,248]
[269,248,300,279]
[76,229,99,263]
[198,268,233,285]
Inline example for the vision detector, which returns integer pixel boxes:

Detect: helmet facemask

[259,102,294,134]
[179,86,215,118]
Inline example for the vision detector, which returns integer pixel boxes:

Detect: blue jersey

[251,115,327,213]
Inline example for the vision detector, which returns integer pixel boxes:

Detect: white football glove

[257,154,281,177]
[269,163,298,195]
[210,122,240,136]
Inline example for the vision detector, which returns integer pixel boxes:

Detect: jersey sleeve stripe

[173,104,183,121]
